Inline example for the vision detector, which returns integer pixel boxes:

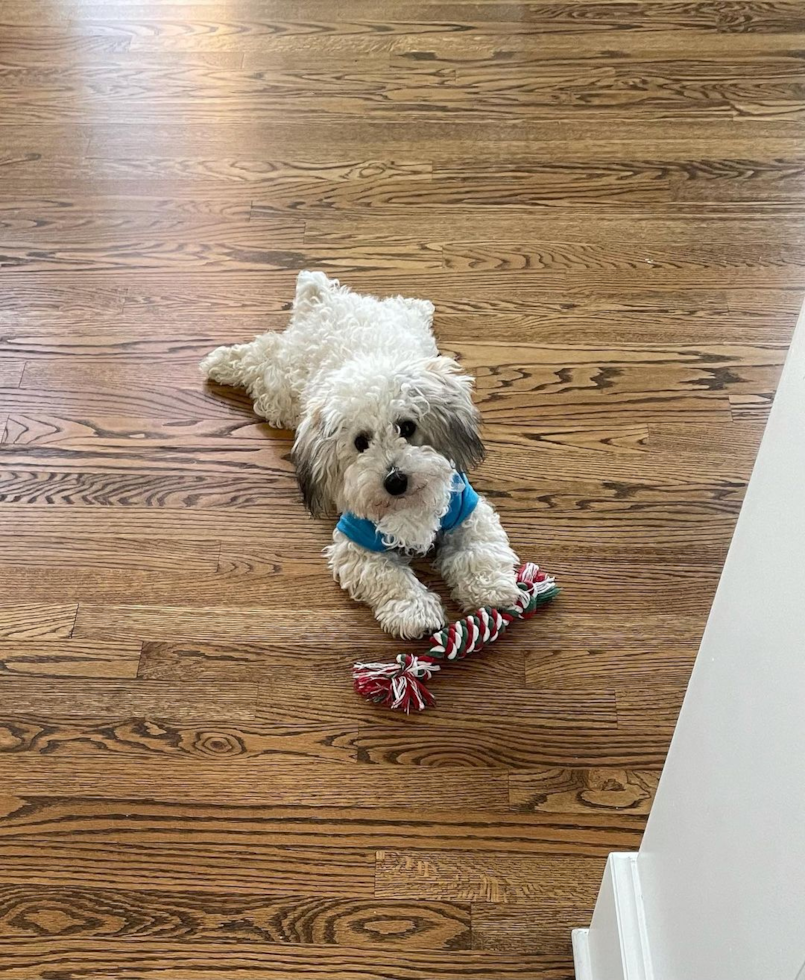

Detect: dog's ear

[423,356,485,472]
[291,404,339,517]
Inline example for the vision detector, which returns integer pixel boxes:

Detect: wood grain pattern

[525,648,698,689]
[337,725,673,769]
[0,362,24,387]
[616,687,688,733]
[0,639,141,678]
[0,885,471,949]
[0,605,77,640]
[376,851,605,903]
[0,678,257,722]
[0,798,645,855]
[0,756,512,809]
[0,717,671,769]
[0,1,799,975]
[509,768,660,814]
[472,902,593,955]
[730,391,775,419]
[0,939,574,980]
[0,839,376,898]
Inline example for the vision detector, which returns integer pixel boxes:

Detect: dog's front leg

[436,497,521,611]
[327,531,445,639]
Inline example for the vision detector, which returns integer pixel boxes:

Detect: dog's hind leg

[200,332,298,428]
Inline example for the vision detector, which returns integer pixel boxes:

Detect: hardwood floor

[0,2,801,977]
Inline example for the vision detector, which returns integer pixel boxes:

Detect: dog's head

[291,354,485,552]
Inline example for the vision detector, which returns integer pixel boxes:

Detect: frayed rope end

[353,654,440,713]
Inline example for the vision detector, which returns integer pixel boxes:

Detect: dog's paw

[200,345,241,386]
[455,574,522,613]
[376,592,446,640]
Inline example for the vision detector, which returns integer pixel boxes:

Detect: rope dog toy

[353,563,558,712]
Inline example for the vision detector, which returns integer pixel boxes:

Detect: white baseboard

[572,853,653,980]
[572,928,593,980]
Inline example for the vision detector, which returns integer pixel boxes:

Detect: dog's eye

[354,432,370,453]
[398,419,417,439]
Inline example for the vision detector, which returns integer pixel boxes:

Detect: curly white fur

[201,271,520,639]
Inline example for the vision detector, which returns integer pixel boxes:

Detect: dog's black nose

[384,469,408,496]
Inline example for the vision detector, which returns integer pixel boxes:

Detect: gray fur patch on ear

[428,404,485,473]
[292,446,328,516]
[446,411,486,472]
[421,356,486,472]
[291,406,338,517]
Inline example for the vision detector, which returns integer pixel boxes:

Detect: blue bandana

[336,472,479,553]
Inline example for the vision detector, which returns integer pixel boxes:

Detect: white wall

[632,307,805,979]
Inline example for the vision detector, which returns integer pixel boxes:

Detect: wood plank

[0,839,375,898]
[0,536,220,573]
[472,903,593,956]
[0,639,141,678]
[0,678,257,722]
[0,211,298,248]
[0,718,358,764]
[0,569,350,609]
[0,31,256,68]
[0,383,258,421]
[0,238,316,275]
[0,757,511,809]
[647,421,766,457]
[0,938,571,980]
[305,211,805,250]
[0,468,308,508]
[376,850,606,903]
[2,413,297,468]
[0,798,646,856]
[442,240,805,288]
[57,1,805,39]
[386,30,805,71]
[0,605,76,640]
[72,117,805,157]
[72,605,384,643]
[730,392,775,420]
[14,342,784,426]
[0,884,471,949]
[336,726,673,769]
[525,648,697,690]
[0,315,287,354]
[0,362,23,387]
[0,62,802,124]
[0,280,126,314]
[0,716,670,768]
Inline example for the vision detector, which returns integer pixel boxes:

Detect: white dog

[201,271,521,639]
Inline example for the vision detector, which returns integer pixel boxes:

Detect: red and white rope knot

[352,563,559,712]
[353,653,441,712]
